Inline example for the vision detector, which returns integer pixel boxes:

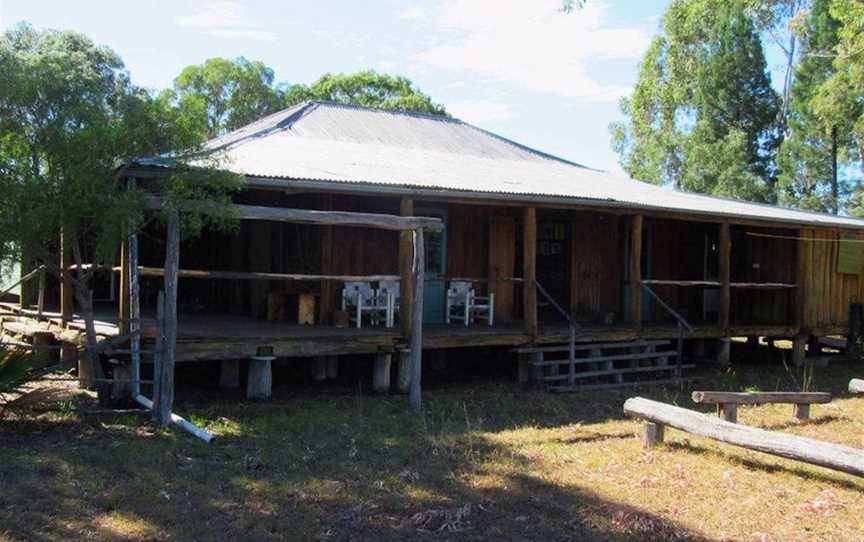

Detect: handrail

[0,264,46,301]
[642,283,694,333]
[534,280,581,386]
[642,283,693,377]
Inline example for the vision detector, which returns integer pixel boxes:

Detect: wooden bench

[691,391,832,423]
[623,397,864,478]
[850,379,864,394]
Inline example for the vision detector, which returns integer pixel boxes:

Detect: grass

[1,348,864,541]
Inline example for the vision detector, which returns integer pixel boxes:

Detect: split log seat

[691,391,832,423]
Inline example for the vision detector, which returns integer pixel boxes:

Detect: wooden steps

[516,339,691,392]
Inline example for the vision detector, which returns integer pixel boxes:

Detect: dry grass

[1,349,864,541]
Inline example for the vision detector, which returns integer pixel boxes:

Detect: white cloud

[175,1,276,42]
[407,0,651,103]
[447,98,516,123]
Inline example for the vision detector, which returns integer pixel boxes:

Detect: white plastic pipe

[134,394,215,443]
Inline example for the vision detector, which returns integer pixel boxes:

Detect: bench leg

[717,403,738,424]
[642,422,665,449]
[792,403,810,421]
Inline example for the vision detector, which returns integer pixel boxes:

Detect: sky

[0,0,788,175]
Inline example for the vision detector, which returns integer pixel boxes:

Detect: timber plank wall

[800,228,864,332]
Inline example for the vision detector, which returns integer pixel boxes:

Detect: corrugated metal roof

[140,101,864,230]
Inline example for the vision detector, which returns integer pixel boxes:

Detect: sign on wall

[838,235,864,274]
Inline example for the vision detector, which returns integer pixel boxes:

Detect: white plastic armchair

[378,280,400,328]
[445,280,495,326]
[341,281,388,328]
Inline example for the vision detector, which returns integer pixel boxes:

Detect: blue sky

[0,0,788,175]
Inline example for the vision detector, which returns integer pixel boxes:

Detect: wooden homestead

[7,101,864,399]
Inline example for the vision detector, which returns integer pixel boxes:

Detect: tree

[166,57,284,138]
[610,0,781,202]
[747,0,812,136]
[776,0,850,213]
[0,24,240,391]
[284,70,447,116]
[809,0,864,214]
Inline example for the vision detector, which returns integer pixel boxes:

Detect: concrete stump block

[219,359,240,389]
[373,352,392,393]
[247,356,274,399]
[325,355,339,380]
[716,338,731,366]
[312,356,328,381]
[397,349,411,394]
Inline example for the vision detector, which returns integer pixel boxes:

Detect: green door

[418,208,447,323]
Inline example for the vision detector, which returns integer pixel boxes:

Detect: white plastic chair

[378,281,400,328]
[341,281,388,328]
[445,281,495,326]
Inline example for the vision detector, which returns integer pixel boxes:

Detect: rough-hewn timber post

[118,231,130,336]
[409,229,425,412]
[151,291,165,422]
[523,207,537,339]
[719,221,731,333]
[319,194,336,325]
[128,201,141,398]
[399,198,414,338]
[155,210,179,426]
[794,228,807,332]
[59,228,78,372]
[630,215,643,329]
[19,243,33,310]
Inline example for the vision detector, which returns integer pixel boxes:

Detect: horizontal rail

[642,284,694,334]
[147,198,443,232]
[0,265,46,300]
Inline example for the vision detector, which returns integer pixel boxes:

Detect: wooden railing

[534,280,582,386]
[642,283,693,377]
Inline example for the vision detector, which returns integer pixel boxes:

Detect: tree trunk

[831,126,839,215]
[70,238,103,390]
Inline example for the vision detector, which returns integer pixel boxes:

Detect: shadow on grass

[758,414,847,432]
[0,392,713,542]
[662,441,864,490]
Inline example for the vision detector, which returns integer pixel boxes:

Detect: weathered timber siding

[569,212,623,324]
[801,228,864,331]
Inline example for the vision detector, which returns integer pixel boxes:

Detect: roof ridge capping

[305,100,595,170]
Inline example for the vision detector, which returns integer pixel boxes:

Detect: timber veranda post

[523,206,537,339]
[408,227,425,412]
[154,209,180,426]
[629,214,643,329]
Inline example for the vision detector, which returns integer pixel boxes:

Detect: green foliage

[776,0,847,213]
[284,70,447,116]
[809,0,864,210]
[0,23,239,275]
[166,57,285,139]
[611,0,781,202]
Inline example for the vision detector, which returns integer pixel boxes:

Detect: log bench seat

[691,391,832,423]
